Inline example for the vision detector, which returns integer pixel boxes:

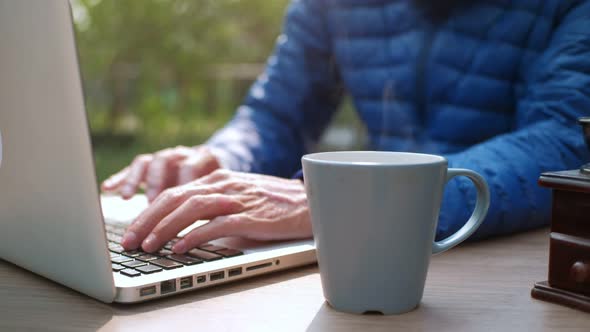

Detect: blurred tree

[72,0,289,137]
[70,0,367,181]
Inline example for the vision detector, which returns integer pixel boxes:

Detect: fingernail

[121,231,138,249]
[142,233,157,252]
[172,240,187,253]
[121,186,133,197]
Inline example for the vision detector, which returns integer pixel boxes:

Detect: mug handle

[432,168,490,254]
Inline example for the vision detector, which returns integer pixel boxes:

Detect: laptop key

[167,254,203,266]
[157,249,173,257]
[122,260,147,269]
[150,258,183,270]
[108,244,124,253]
[198,245,226,252]
[187,248,223,262]
[112,263,125,272]
[136,264,163,274]
[111,256,133,264]
[109,226,125,236]
[120,268,141,277]
[110,252,120,259]
[164,238,181,249]
[122,250,142,257]
[216,248,244,258]
[136,254,159,262]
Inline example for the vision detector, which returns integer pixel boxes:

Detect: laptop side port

[160,279,176,294]
[196,275,206,284]
[246,262,273,272]
[228,267,243,277]
[180,276,193,289]
[140,285,157,297]
[210,271,225,281]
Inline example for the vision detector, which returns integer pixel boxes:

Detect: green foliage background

[73,0,363,182]
[73,0,290,181]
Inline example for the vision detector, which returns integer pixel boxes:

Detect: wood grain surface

[1,228,589,332]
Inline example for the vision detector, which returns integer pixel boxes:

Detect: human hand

[101,145,221,202]
[119,169,312,253]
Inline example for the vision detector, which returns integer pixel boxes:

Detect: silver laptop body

[0,0,316,303]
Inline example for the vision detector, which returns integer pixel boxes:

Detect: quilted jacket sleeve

[437,1,590,240]
[206,0,342,178]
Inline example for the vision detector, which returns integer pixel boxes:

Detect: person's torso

[323,0,569,154]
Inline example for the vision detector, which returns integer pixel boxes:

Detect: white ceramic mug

[302,151,490,315]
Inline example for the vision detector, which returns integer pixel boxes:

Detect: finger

[177,152,220,184]
[145,149,187,201]
[198,169,232,185]
[120,155,152,199]
[101,167,130,192]
[172,214,246,253]
[120,188,188,250]
[141,194,244,252]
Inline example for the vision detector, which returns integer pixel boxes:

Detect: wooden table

[1,228,589,331]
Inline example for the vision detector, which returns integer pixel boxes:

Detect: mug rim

[302,151,447,167]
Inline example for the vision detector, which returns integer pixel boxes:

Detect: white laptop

[0,0,316,303]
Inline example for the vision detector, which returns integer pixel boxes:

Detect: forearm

[207,0,341,178]
[437,120,587,240]
[207,105,306,178]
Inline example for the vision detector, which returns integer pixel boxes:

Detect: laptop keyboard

[105,224,243,277]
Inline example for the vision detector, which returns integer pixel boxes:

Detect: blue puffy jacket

[207,0,590,240]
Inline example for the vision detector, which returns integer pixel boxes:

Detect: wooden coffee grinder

[531,117,590,312]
